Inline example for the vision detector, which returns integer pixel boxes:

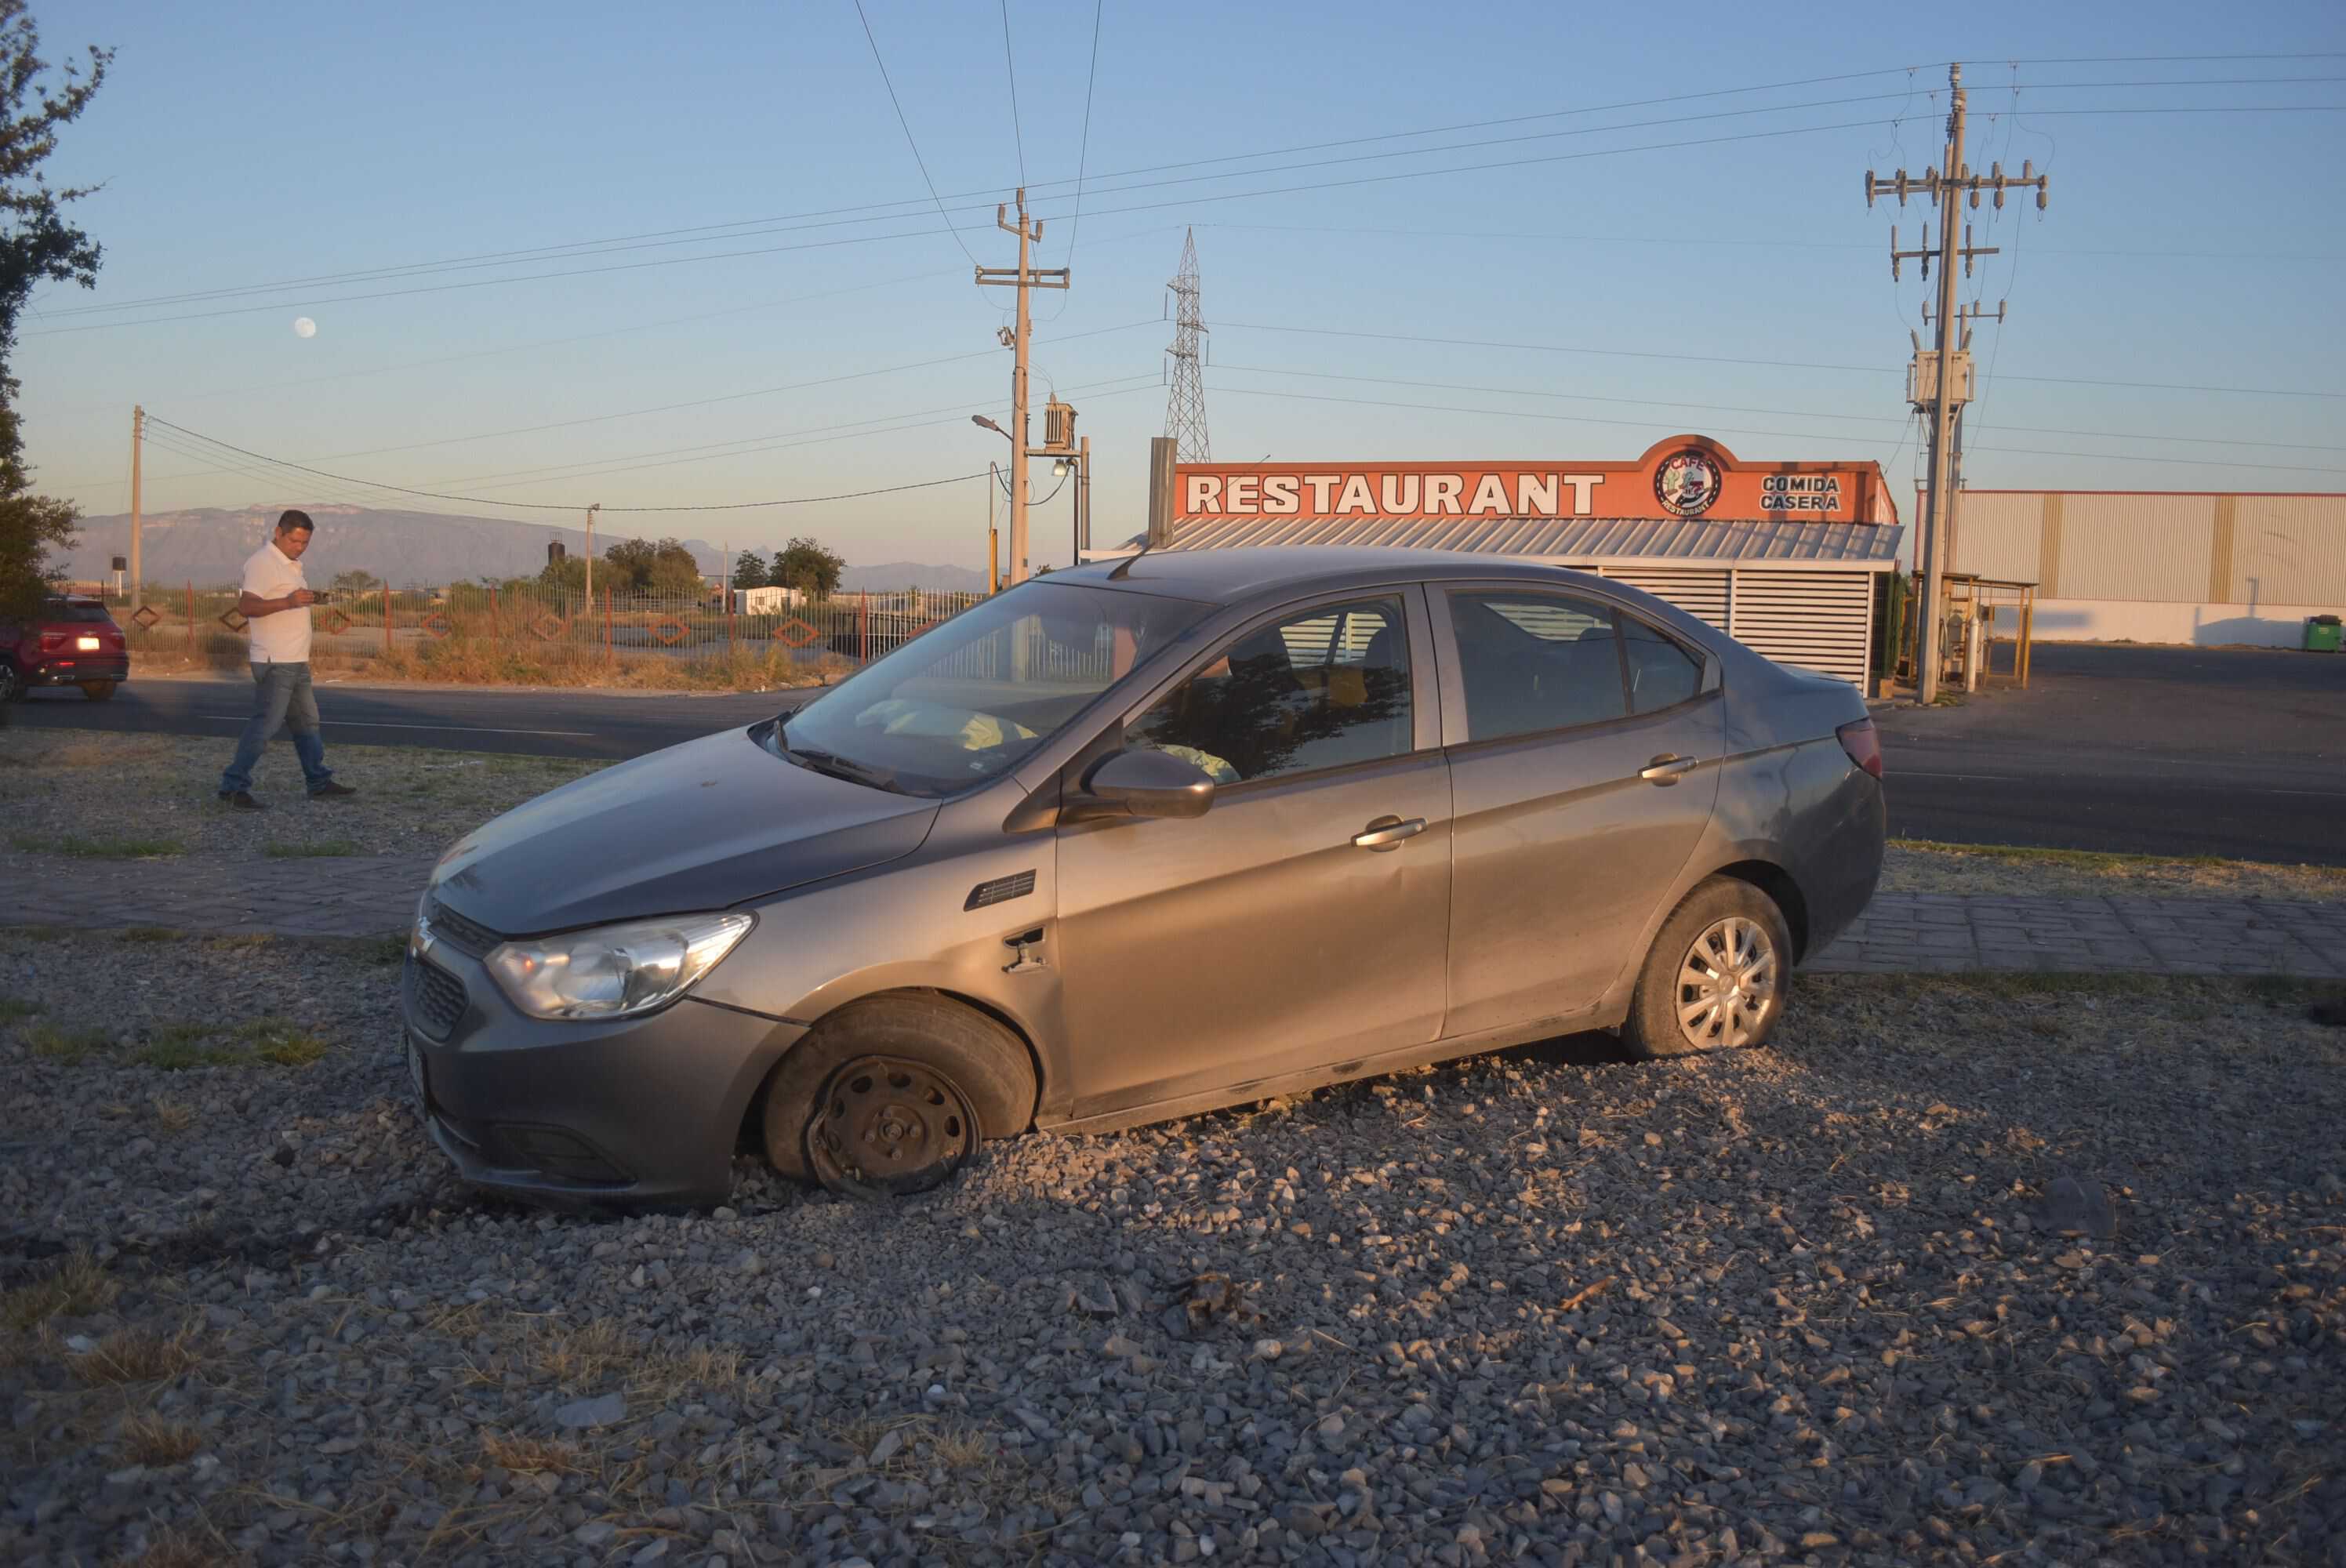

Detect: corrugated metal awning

[1149,514,1903,566]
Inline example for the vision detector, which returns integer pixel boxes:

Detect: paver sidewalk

[1,854,2340,977]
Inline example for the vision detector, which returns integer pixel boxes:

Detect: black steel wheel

[805,1054,979,1197]
[759,994,1035,1197]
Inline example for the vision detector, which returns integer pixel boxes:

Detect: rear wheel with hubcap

[0,661,23,702]
[759,995,1035,1197]
[1622,877,1792,1059]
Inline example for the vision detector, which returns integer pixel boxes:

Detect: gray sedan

[403,547,1884,1204]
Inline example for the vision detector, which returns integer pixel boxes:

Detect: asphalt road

[1873,644,2346,865]
[9,644,2344,863]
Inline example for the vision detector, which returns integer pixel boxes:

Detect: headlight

[485,912,754,1021]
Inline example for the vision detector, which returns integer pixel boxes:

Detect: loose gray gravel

[3,931,2341,1568]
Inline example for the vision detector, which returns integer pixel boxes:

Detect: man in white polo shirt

[217,510,357,810]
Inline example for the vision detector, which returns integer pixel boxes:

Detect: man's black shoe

[308,781,358,800]
[218,790,266,811]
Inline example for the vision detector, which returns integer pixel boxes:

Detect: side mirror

[1080,748,1216,820]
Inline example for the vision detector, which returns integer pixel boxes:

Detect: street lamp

[970,415,1010,440]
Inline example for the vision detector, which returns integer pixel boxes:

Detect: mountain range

[56,505,992,593]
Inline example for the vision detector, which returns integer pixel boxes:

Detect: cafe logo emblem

[1654,449,1723,517]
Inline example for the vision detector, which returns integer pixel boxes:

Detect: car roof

[1051,546,1607,606]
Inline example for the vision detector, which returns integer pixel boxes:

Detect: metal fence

[96,583,987,675]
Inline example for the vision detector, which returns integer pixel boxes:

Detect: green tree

[730,549,768,590]
[770,535,844,599]
[603,535,703,595]
[0,2,110,622]
[329,568,383,594]
[538,554,586,595]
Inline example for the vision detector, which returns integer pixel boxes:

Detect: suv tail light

[38,630,66,653]
[1836,717,1883,779]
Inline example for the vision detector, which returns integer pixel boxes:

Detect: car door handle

[1352,816,1427,850]
[1640,754,1699,785]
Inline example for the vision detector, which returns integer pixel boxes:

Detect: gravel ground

[4,930,2341,1567]
[1879,843,2346,903]
[0,732,605,860]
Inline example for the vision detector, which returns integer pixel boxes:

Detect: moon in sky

[292,317,317,339]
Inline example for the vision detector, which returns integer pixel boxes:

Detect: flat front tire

[1622,877,1792,1060]
[760,995,1035,1196]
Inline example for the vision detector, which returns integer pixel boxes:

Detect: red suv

[0,597,129,702]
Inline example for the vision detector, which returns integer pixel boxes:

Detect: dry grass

[363,637,848,693]
[150,1098,198,1133]
[104,1527,236,1568]
[28,1023,111,1063]
[526,1318,634,1391]
[117,1414,205,1466]
[69,1326,202,1385]
[236,1017,330,1067]
[0,995,42,1021]
[478,1430,583,1475]
[2,1250,118,1332]
[1883,839,2346,902]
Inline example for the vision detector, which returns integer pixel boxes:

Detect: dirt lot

[0,732,604,860]
[1879,842,2346,902]
[2,928,2341,1568]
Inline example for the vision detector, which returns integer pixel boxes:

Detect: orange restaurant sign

[1175,435,1895,527]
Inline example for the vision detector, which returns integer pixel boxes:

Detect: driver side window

[1124,597,1412,786]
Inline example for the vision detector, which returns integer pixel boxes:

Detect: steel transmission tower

[1163,229,1211,463]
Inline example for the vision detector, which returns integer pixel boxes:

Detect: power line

[1197,218,2322,261]
[852,0,981,269]
[1037,0,1104,329]
[48,66,2324,322]
[1204,382,2346,475]
[999,0,1027,184]
[1212,318,2346,397]
[144,415,1000,513]
[38,97,2343,338]
[47,64,1944,320]
[1207,361,2344,452]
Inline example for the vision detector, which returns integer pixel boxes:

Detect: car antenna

[1106,541,1153,581]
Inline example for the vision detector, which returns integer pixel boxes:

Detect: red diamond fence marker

[217,609,249,633]
[648,616,691,648]
[773,618,822,648]
[321,607,353,635]
[131,604,162,631]
[528,611,569,642]
[420,612,453,641]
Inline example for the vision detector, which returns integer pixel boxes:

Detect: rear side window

[1126,597,1412,785]
[1622,617,1702,713]
[1447,592,1625,741]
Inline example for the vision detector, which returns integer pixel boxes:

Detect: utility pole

[583,503,601,612]
[128,406,143,608]
[1868,63,2047,702]
[975,188,1068,585]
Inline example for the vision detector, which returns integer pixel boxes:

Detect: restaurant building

[1109,434,1905,688]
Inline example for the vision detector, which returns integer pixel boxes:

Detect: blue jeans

[220,662,334,795]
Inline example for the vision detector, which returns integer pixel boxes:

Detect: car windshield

[770,579,1214,797]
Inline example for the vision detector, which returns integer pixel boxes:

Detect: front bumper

[24,655,129,688]
[400,944,804,1207]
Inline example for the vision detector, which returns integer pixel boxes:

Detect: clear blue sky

[17,0,2344,570]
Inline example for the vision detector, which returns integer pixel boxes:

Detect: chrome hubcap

[1675,916,1777,1050]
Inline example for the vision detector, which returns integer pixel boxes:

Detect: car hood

[430,728,940,935]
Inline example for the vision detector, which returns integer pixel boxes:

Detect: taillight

[37,630,64,653]
[1836,717,1883,779]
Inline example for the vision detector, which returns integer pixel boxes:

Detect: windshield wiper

[784,744,906,794]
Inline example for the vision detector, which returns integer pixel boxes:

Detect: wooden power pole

[1868,63,2047,702]
[128,405,143,608]
[976,188,1068,585]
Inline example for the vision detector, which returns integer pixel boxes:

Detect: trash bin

[2307,615,2344,653]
